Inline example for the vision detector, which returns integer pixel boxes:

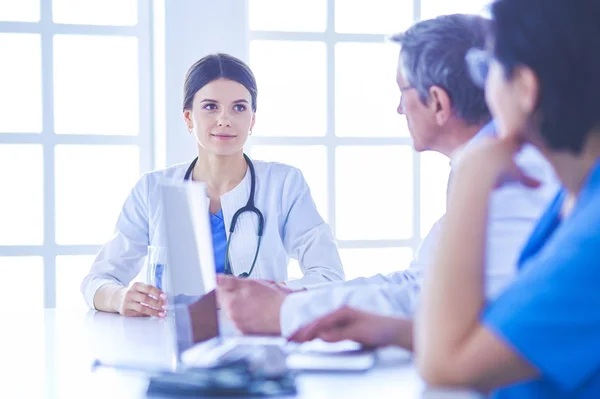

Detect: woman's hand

[114,282,167,318]
[453,136,540,189]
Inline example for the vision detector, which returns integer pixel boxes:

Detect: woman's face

[184,78,255,156]
[485,60,538,141]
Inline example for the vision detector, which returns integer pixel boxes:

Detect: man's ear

[429,86,452,126]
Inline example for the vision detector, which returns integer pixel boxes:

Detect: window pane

[56,255,95,310]
[335,43,407,137]
[250,41,326,137]
[53,35,139,135]
[420,0,492,20]
[249,0,326,32]
[0,257,44,310]
[52,0,138,26]
[55,145,140,245]
[0,145,43,245]
[336,146,413,239]
[0,34,42,133]
[249,145,328,221]
[420,151,450,237]
[0,0,39,22]
[339,247,413,280]
[335,0,412,34]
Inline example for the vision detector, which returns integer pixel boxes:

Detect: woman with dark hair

[81,53,344,317]
[416,0,600,397]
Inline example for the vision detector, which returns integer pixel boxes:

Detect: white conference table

[1,309,482,399]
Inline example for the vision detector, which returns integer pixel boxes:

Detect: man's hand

[259,280,299,295]
[217,275,290,335]
[288,306,413,349]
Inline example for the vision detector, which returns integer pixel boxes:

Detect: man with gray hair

[217,14,558,348]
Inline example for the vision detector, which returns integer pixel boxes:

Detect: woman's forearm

[93,284,125,313]
[417,166,496,364]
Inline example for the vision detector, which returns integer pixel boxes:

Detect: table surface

[1,309,482,399]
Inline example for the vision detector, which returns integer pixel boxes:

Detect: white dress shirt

[280,129,560,337]
[81,159,345,309]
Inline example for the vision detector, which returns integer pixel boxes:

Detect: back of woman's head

[183,53,258,112]
[492,0,600,153]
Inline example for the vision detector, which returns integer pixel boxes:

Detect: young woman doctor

[81,53,344,318]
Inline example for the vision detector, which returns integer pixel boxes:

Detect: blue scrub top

[210,210,227,274]
[483,160,600,398]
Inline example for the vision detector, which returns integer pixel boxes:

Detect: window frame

[247,0,424,261]
[0,0,153,308]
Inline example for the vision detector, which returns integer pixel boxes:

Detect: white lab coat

[279,144,561,337]
[81,159,345,309]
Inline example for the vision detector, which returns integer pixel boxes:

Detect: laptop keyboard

[218,344,289,377]
[218,344,260,364]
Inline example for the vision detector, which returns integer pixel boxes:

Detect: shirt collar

[450,119,496,165]
[517,190,566,267]
[568,159,600,220]
[463,119,496,150]
[517,159,600,267]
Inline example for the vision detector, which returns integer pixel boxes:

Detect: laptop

[160,180,375,373]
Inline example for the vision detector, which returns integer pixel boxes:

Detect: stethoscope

[184,154,264,278]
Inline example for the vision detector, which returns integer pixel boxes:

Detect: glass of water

[146,245,169,293]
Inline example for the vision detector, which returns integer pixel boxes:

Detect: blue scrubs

[483,161,600,398]
[210,210,227,274]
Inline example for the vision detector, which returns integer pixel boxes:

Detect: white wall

[160,0,249,167]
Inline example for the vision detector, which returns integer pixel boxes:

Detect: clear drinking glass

[145,245,169,293]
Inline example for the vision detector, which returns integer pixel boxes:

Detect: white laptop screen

[160,181,220,355]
